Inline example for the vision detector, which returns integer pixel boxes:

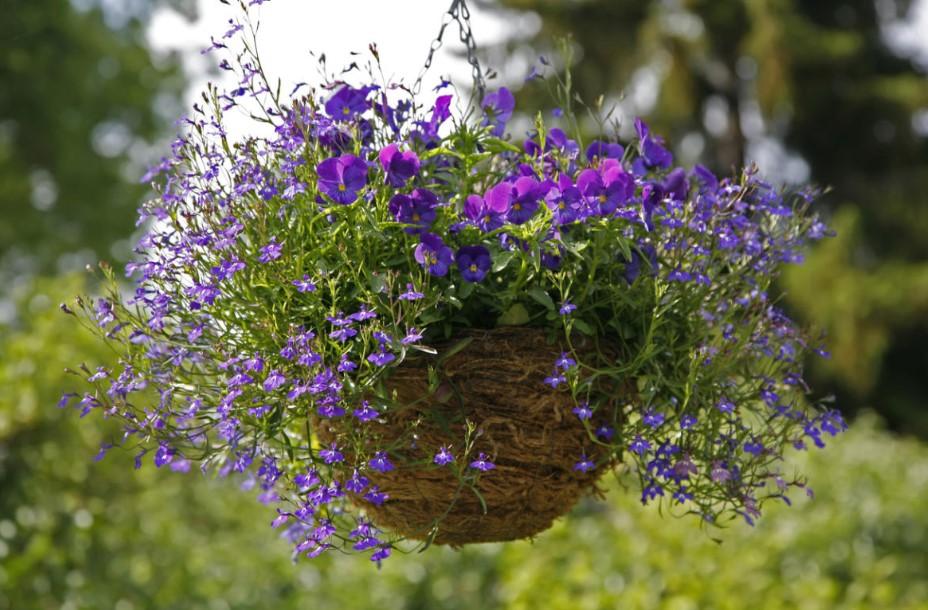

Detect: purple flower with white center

[629,435,651,455]
[555,352,576,370]
[433,446,454,466]
[319,443,344,464]
[316,154,368,204]
[353,401,378,423]
[401,328,423,345]
[389,188,438,233]
[680,414,697,430]
[596,425,615,441]
[258,239,282,263]
[378,143,420,187]
[368,451,394,473]
[370,545,391,563]
[87,367,109,382]
[349,306,377,322]
[544,371,566,388]
[263,369,287,392]
[744,441,764,456]
[574,454,595,473]
[456,245,491,282]
[399,283,424,301]
[481,87,515,136]
[559,300,576,315]
[716,398,736,414]
[325,85,373,120]
[154,443,174,468]
[641,481,665,503]
[642,410,665,428]
[293,275,316,292]
[572,403,593,421]
[337,354,357,372]
[414,233,454,277]
[329,327,358,343]
[469,453,496,472]
[367,347,395,367]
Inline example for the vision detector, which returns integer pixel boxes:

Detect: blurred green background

[2,1,927,608]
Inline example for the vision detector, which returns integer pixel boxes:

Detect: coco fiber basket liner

[316,326,622,546]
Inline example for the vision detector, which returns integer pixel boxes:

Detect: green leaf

[492,250,517,272]
[527,286,556,311]
[573,318,595,336]
[498,303,530,326]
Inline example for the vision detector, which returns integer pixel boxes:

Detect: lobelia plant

[62,0,846,563]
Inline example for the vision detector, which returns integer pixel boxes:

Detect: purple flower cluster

[66,1,842,565]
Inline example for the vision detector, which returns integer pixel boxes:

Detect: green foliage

[3,277,927,609]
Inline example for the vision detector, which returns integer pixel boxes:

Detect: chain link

[413,0,487,101]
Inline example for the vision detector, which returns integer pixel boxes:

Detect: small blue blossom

[368,451,394,473]
[572,403,593,421]
[433,446,454,466]
[469,453,495,472]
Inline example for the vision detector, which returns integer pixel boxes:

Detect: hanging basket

[316,326,623,545]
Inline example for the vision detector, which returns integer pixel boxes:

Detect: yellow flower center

[598,194,607,203]
[342,107,350,115]
[412,213,421,222]
[469,263,478,272]
[338,184,346,192]
[513,202,521,210]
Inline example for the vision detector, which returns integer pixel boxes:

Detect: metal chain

[413,0,487,101]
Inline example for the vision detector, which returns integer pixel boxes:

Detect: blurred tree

[481,0,928,435]
[0,0,187,276]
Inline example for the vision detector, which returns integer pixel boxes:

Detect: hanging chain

[413,0,487,101]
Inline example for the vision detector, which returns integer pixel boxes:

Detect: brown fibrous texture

[315,326,624,546]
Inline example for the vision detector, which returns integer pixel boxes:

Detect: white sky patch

[148,0,515,125]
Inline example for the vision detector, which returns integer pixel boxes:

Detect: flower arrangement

[63,1,846,562]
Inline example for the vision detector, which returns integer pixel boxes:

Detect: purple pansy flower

[378,144,420,187]
[456,245,491,282]
[482,87,515,136]
[577,158,633,216]
[414,233,454,277]
[464,184,510,231]
[585,140,624,162]
[545,175,583,225]
[507,177,546,225]
[317,154,368,204]
[325,85,374,120]
[389,188,437,233]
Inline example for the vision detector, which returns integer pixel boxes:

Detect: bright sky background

[148,0,534,110]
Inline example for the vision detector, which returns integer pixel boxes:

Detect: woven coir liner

[315,326,623,546]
